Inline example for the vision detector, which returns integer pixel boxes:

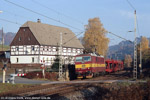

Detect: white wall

[10,45,83,65]
[10,56,39,64]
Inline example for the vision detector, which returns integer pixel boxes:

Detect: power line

[2,10,32,20]
[0,18,21,25]
[108,32,132,43]
[4,0,83,31]
[31,0,84,25]
[63,31,84,45]
[126,0,136,10]
[3,0,135,47]
[136,16,140,37]
[126,0,141,38]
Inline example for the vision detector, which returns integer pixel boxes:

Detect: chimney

[37,19,41,23]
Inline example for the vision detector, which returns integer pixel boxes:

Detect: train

[75,53,124,79]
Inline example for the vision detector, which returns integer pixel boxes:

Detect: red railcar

[75,53,105,78]
[105,59,124,73]
[75,53,124,79]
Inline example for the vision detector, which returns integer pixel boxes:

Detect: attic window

[19,37,21,41]
[23,29,26,31]
[28,37,30,41]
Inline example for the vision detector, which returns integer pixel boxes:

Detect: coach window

[110,63,112,69]
[114,64,116,67]
[105,62,108,68]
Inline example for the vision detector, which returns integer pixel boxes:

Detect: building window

[49,47,51,51]
[32,46,35,51]
[46,57,49,62]
[53,48,56,51]
[16,58,19,63]
[19,37,21,41]
[32,57,34,63]
[28,37,31,41]
[23,29,26,31]
[25,51,28,54]
[16,47,19,51]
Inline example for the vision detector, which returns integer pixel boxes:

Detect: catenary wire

[126,0,136,10]
[108,32,132,43]
[126,0,141,37]
[31,0,84,25]
[4,0,83,31]
[0,18,21,25]
[4,0,133,45]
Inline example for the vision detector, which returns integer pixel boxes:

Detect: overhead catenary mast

[133,10,137,80]
[58,32,64,81]
[2,27,4,51]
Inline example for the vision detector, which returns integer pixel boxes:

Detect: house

[10,20,84,68]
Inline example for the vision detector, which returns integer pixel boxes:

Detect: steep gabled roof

[21,21,84,48]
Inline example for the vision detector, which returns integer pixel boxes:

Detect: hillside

[108,37,150,60]
[0,30,16,45]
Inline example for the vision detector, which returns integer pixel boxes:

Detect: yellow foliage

[124,55,132,68]
[141,37,149,52]
[83,17,109,56]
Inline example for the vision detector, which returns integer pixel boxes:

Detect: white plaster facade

[10,45,83,66]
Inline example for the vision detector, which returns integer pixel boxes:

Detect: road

[0,75,50,84]
[0,75,147,85]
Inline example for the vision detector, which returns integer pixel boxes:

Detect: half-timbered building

[10,20,84,67]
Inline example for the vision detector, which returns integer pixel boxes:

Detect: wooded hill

[108,36,150,60]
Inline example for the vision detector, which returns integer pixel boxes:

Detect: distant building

[0,50,10,59]
[10,20,84,68]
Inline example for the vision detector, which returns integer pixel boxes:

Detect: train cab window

[75,57,82,62]
[83,56,91,62]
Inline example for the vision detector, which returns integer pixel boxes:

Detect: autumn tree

[83,17,109,56]
[124,54,132,68]
[141,36,149,51]
[139,37,150,67]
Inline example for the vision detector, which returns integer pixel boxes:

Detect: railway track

[0,70,133,97]
[0,83,89,97]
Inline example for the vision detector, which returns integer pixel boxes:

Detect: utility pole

[133,10,137,80]
[2,27,4,51]
[58,32,64,81]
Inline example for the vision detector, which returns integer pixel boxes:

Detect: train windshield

[75,57,82,62]
[83,56,91,62]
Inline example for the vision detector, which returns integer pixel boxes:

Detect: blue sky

[0,0,150,46]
